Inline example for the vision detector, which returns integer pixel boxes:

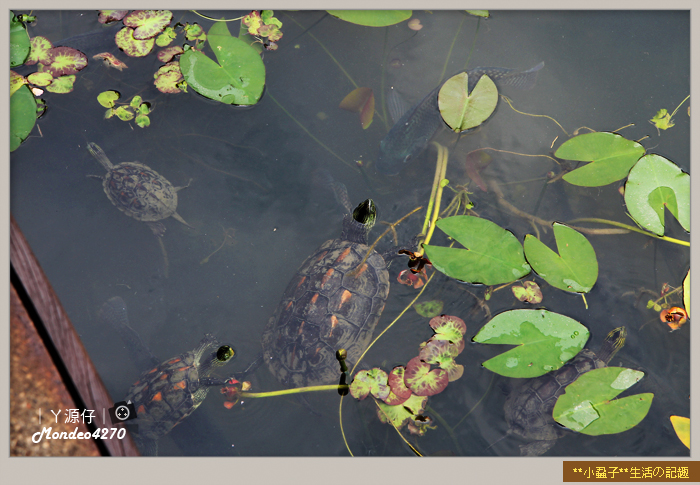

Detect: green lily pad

[26,36,53,65]
[512,280,543,304]
[10,13,31,67]
[243,10,283,42]
[156,26,177,47]
[624,154,690,235]
[649,109,674,131]
[123,10,173,40]
[10,71,28,96]
[97,90,120,108]
[376,393,428,429]
[523,223,598,293]
[404,356,448,397]
[474,309,589,378]
[670,416,690,449]
[466,10,490,18]
[154,61,184,94]
[683,270,690,317]
[114,106,135,121]
[130,96,142,109]
[179,22,265,105]
[555,132,645,187]
[135,114,150,128]
[423,215,531,285]
[384,366,412,406]
[414,300,444,318]
[184,23,206,42]
[46,75,76,94]
[428,314,467,352]
[349,368,390,401]
[327,10,412,27]
[438,73,498,133]
[10,84,37,152]
[27,72,52,87]
[115,27,156,57]
[553,367,653,435]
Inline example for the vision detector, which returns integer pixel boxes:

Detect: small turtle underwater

[87,142,192,236]
[100,296,235,455]
[501,326,627,456]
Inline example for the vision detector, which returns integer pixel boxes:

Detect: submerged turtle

[261,199,391,388]
[87,142,191,236]
[100,297,235,455]
[503,326,627,456]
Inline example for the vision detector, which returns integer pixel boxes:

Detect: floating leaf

[414,300,443,318]
[180,22,265,105]
[10,85,37,152]
[42,46,87,76]
[114,106,135,121]
[624,154,690,236]
[553,367,653,435]
[10,71,28,96]
[407,18,422,30]
[98,10,128,24]
[327,10,412,27]
[419,340,463,382]
[156,26,177,47]
[339,87,374,129]
[10,13,31,67]
[464,148,493,191]
[376,393,428,429]
[243,11,283,42]
[555,132,645,187]
[474,309,589,378]
[408,415,436,436]
[130,96,142,109]
[115,27,156,57]
[123,10,173,40]
[524,223,598,293]
[512,280,543,304]
[93,52,128,71]
[670,416,690,449]
[46,75,76,94]
[404,356,448,397]
[157,46,183,63]
[349,368,390,401]
[439,73,498,132]
[184,23,206,42]
[384,366,412,405]
[154,61,184,94]
[683,270,690,317]
[423,215,531,285]
[26,36,53,65]
[29,73,53,90]
[649,109,674,131]
[428,314,467,350]
[466,10,490,18]
[97,91,120,108]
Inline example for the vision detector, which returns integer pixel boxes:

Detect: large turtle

[503,326,627,456]
[100,297,235,455]
[87,142,191,236]
[261,199,391,388]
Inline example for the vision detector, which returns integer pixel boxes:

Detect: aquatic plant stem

[439,14,466,84]
[374,398,422,456]
[669,94,690,119]
[500,95,569,136]
[567,218,690,247]
[416,143,449,256]
[240,384,347,398]
[463,16,481,71]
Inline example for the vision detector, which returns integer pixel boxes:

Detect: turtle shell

[126,350,206,441]
[261,237,389,388]
[103,162,178,222]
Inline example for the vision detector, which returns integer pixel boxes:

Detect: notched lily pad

[98,10,128,24]
[46,75,75,94]
[384,366,412,405]
[404,356,448,396]
[512,280,543,303]
[376,393,428,430]
[114,105,135,121]
[43,46,88,76]
[339,87,374,129]
[156,26,177,47]
[419,340,463,382]
[97,90,120,108]
[135,114,150,128]
[414,300,444,318]
[439,73,498,132]
[154,61,184,93]
[157,46,183,63]
[27,72,53,87]
[349,368,390,401]
[26,36,53,65]
[115,27,156,57]
[123,10,173,40]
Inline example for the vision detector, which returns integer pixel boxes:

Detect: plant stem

[240,384,346,398]
[669,94,690,119]
[416,142,449,256]
[567,218,690,247]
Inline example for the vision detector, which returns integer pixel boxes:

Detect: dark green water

[10,10,690,457]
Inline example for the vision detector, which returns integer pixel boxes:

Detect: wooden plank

[10,216,140,456]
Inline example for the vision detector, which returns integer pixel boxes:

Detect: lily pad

[156,26,177,47]
[10,13,31,67]
[419,340,463,382]
[123,10,173,40]
[423,215,531,285]
[154,62,184,94]
[438,73,498,133]
[98,10,128,24]
[683,270,690,317]
[512,280,543,304]
[624,154,690,236]
[376,393,428,430]
[553,367,653,435]
[649,109,674,131]
[97,90,120,108]
[179,22,265,105]
[243,10,283,42]
[384,366,412,405]
[339,87,374,129]
[42,46,87,76]
[524,223,598,293]
[414,300,444,318]
[327,10,412,27]
[473,309,589,378]
[26,36,53,65]
[10,71,28,96]
[670,416,690,449]
[115,27,156,57]
[349,368,390,401]
[466,10,490,18]
[46,75,76,94]
[184,23,206,42]
[10,84,37,152]
[114,106,135,121]
[135,114,150,128]
[428,314,467,351]
[404,356,449,397]
[157,46,183,63]
[555,132,645,187]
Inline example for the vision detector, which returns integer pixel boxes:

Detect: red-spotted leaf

[46,75,76,94]
[157,46,183,63]
[512,280,543,304]
[339,87,375,129]
[10,71,28,96]
[115,27,155,57]
[376,393,428,429]
[98,10,128,24]
[43,47,87,76]
[349,368,390,401]
[404,356,448,396]
[384,366,412,405]
[419,339,464,382]
[26,36,53,65]
[123,10,173,40]
[154,61,183,93]
[429,315,466,351]
[27,71,52,87]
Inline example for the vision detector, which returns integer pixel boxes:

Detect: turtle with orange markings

[261,199,393,388]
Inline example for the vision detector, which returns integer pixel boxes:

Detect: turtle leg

[146,221,166,236]
[174,178,193,192]
[171,212,194,229]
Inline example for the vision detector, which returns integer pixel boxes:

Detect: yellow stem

[416,143,449,256]
[567,218,689,247]
[240,384,346,399]
[669,95,690,119]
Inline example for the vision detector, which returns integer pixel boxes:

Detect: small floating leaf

[419,340,463,382]
[327,10,412,27]
[466,10,490,18]
[414,300,443,318]
[553,367,653,435]
[555,132,645,187]
[649,108,674,131]
[46,75,76,94]
[384,366,412,406]
[423,215,531,285]
[43,46,88,76]
[670,416,690,449]
[97,90,120,108]
[123,10,173,40]
[404,356,448,396]
[10,84,37,152]
[376,393,428,429]
[512,281,543,304]
[524,223,598,293]
[98,10,128,24]
[114,105,135,121]
[624,154,690,235]
[154,61,184,94]
[428,314,467,350]
[157,46,183,63]
[115,27,156,57]
[407,18,423,30]
[26,36,53,65]
[130,95,142,109]
[27,72,53,87]
[473,309,589,378]
[156,26,177,47]
[439,73,498,132]
[339,87,374,129]
[349,368,390,401]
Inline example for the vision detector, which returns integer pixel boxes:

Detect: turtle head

[352,199,377,227]
[195,334,236,375]
[342,199,378,244]
[598,326,627,363]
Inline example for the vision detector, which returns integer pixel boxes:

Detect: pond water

[10,10,690,457]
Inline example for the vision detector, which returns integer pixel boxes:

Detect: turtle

[502,326,627,456]
[99,296,235,455]
[261,199,391,389]
[87,142,192,236]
